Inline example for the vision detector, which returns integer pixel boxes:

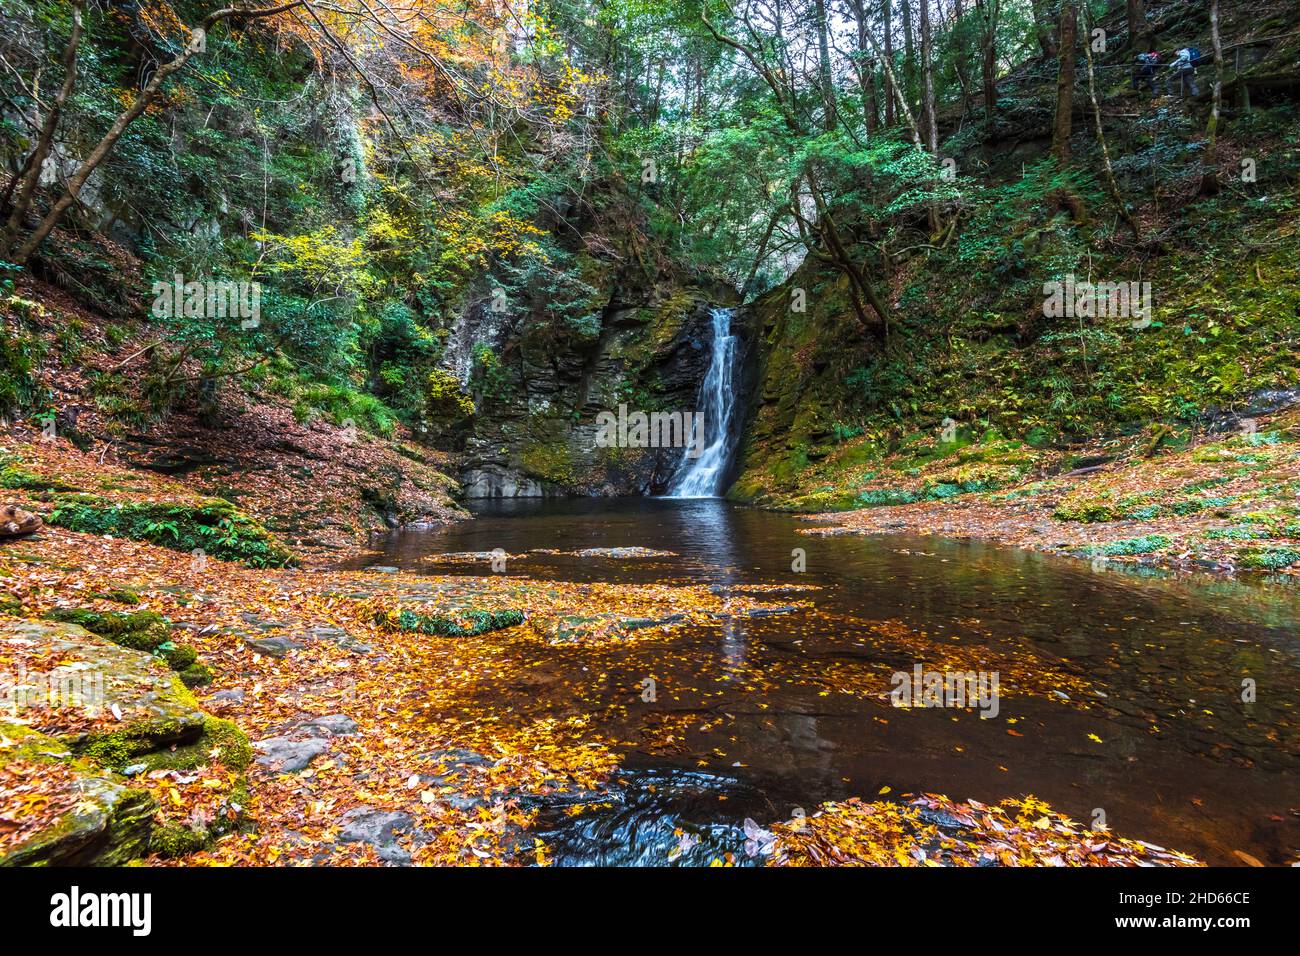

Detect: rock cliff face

[457,275,756,498]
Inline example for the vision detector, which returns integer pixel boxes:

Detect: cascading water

[669,307,739,498]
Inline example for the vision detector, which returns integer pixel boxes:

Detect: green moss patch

[43,608,211,686]
[376,607,525,637]
[47,497,295,568]
[1085,535,1172,557]
[1239,546,1300,571]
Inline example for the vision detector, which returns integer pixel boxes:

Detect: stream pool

[357,497,1300,866]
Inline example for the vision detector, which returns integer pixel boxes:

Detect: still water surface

[359,497,1300,866]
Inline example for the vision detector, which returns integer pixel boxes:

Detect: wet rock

[243,635,305,658]
[740,605,800,618]
[529,612,686,643]
[440,792,488,813]
[367,565,400,574]
[296,625,372,655]
[427,748,493,769]
[208,688,245,703]
[299,714,359,737]
[253,737,328,773]
[338,809,423,864]
[531,547,677,559]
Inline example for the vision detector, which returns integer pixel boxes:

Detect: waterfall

[669,307,739,498]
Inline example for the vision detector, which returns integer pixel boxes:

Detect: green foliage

[377,607,525,637]
[1086,535,1172,557]
[47,498,295,568]
[1239,546,1300,571]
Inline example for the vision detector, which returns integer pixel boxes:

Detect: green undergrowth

[376,607,526,637]
[46,496,295,568]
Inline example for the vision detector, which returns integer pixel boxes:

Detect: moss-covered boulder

[0,620,253,863]
[0,722,156,867]
[46,496,295,568]
[42,608,212,688]
[374,606,525,637]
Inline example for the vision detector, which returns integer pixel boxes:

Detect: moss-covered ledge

[0,620,253,864]
[0,721,157,867]
[45,494,296,568]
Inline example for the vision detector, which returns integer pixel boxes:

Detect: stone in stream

[528,612,685,643]
[295,625,373,655]
[253,737,330,773]
[299,714,359,737]
[337,809,427,865]
[253,713,359,772]
[243,635,306,658]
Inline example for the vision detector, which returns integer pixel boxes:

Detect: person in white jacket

[1166,47,1201,97]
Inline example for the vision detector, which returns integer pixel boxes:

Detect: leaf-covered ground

[791,408,1300,579]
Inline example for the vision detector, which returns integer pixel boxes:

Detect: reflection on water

[355,497,1300,866]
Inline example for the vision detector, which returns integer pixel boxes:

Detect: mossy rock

[1085,535,1172,557]
[114,717,252,775]
[0,722,157,867]
[375,607,525,637]
[42,608,212,684]
[44,608,170,652]
[519,441,575,485]
[0,464,79,493]
[1239,546,1300,571]
[90,588,142,605]
[1053,493,1123,523]
[46,496,295,568]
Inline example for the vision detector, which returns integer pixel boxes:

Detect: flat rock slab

[338,808,426,865]
[253,737,329,773]
[531,547,677,559]
[253,713,359,772]
[298,714,359,737]
[0,620,206,747]
[529,612,685,643]
[0,723,155,866]
[294,626,373,655]
[243,635,306,658]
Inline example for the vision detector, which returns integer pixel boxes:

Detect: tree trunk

[1,1,83,254]
[1052,3,1079,161]
[883,0,895,126]
[862,18,924,146]
[975,0,999,122]
[919,0,938,152]
[1126,0,1149,49]
[902,0,916,103]
[848,0,880,133]
[813,0,838,131]
[1202,0,1224,195]
[1029,0,1057,59]
[1083,8,1141,239]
